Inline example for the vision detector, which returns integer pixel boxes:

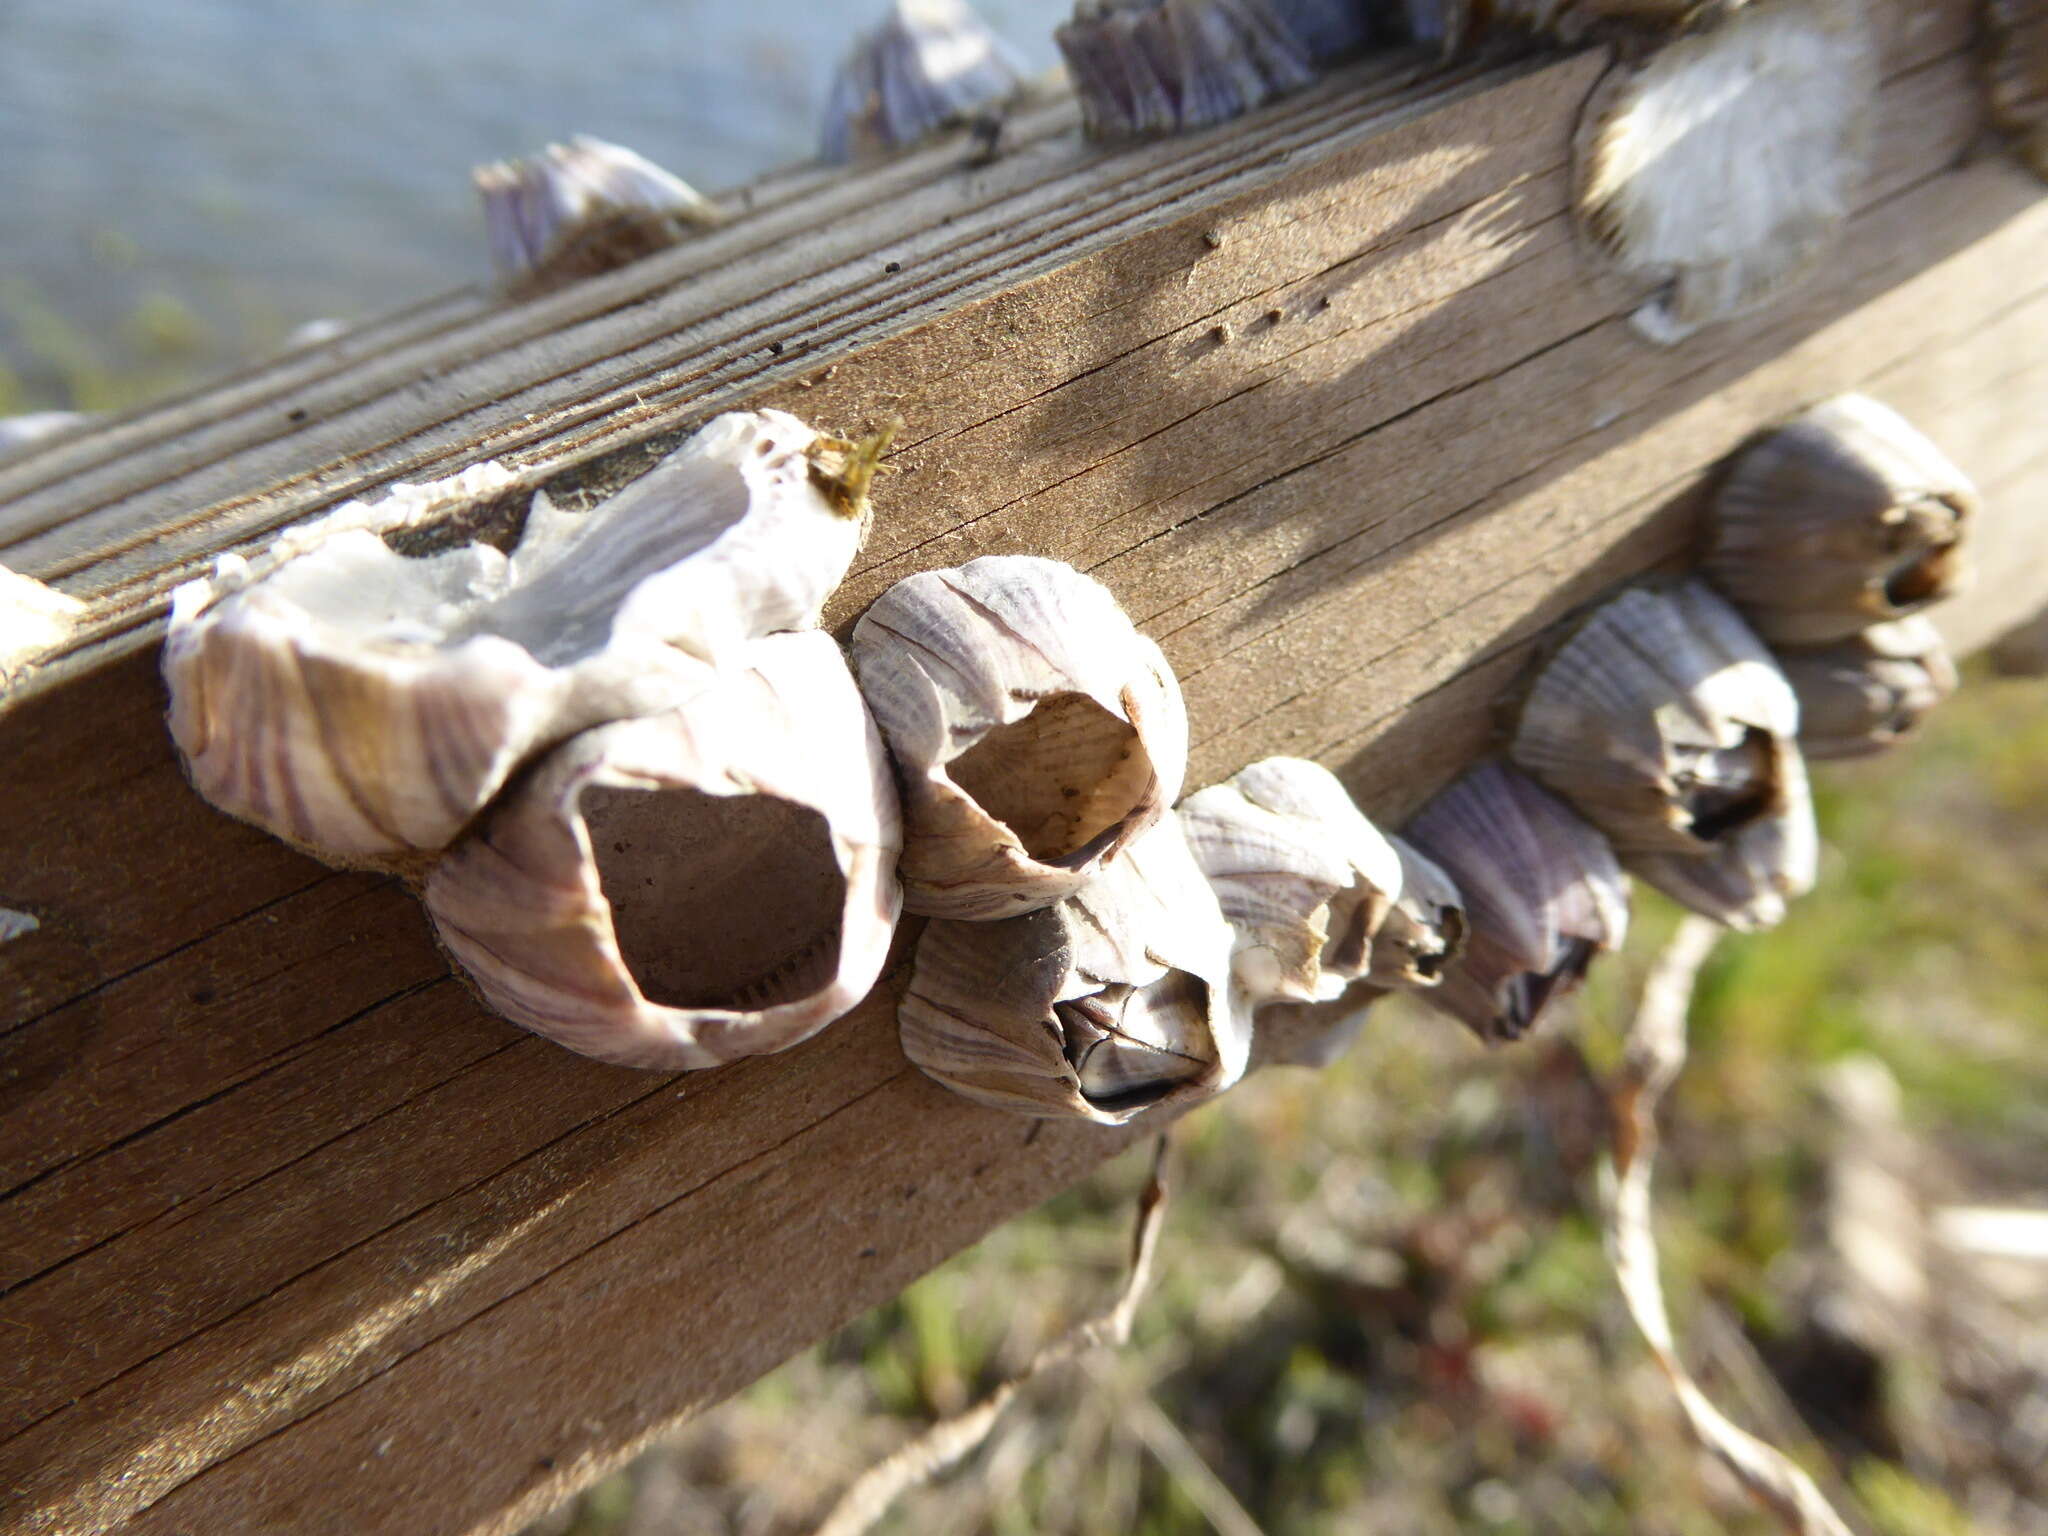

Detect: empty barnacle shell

[1627,752,1816,929]
[1,565,85,690]
[1777,616,1958,758]
[1704,394,1978,643]
[1055,0,1321,139]
[423,630,902,1069]
[1511,580,1800,856]
[1178,756,1403,1006]
[1404,761,1629,1043]
[850,554,1187,920]
[475,135,722,296]
[1573,0,1876,344]
[1373,835,1468,987]
[1985,0,2048,179]
[164,409,881,870]
[898,813,1247,1122]
[821,0,1027,162]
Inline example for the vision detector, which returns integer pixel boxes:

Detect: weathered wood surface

[2,3,2045,1531]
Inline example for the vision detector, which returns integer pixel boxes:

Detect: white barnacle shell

[1777,615,1958,759]
[163,409,879,870]
[1404,761,1630,1043]
[1511,580,1801,857]
[422,631,901,1069]
[1572,0,1876,344]
[1373,835,1467,988]
[850,554,1187,920]
[1178,756,1403,1006]
[1704,394,1978,643]
[1054,0,1320,140]
[898,813,1247,1122]
[1,565,86,691]
[821,0,1027,163]
[1627,750,1816,929]
[1986,0,2048,179]
[0,410,92,458]
[475,135,722,296]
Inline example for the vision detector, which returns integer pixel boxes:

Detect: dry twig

[1602,915,1854,1536]
[811,1137,1172,1536]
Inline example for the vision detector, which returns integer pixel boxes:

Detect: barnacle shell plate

[164,409,870,869]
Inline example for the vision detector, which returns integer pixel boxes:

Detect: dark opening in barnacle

[1675,726,1781,842]
[589,786,846,1012]
[1057,973,1215,1113]
[1883,536,1961,611]
[947,690,1151,863]
[1497,937,1599,1042]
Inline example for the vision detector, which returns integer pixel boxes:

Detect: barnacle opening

[1496,938,1598,1041]
[1675,726,1781,842]
[1372,898,1465,986]
[1056,973,1214,1114]
[1881,535,1961,612]
[947,691,1153,864]
[587,786,846,1012]
[1320,888,1389,978]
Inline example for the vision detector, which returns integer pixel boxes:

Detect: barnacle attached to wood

[1511,580,1801,856]
[851,554,1187,920]
[1397,0,1747,56]
[899,813,1247,1122]
[1055,0,1324,139]
[1572,0,1876,344]
[423,631,902,1070]
[1179,756,1404,1007]
[1704,394,1977,643]
[1627,754,1816,930]
[163,410,878,871]
[1,565,85,691]
[1777,615,1958,758]
[1404,761,1629,1043]
[1985,0,2048,179]
[0,410,91,458]
[821,0,1027,162]
[1373,836,1468,987]
[475,136,722,296]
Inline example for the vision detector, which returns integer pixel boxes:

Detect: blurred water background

[0,0,1070,411]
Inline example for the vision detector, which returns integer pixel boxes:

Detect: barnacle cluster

[153,0,1989,1101]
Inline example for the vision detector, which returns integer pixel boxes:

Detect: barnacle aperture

[424,631,902,1070]
[851,554,1188,920]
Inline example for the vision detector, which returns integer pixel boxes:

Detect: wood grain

[2,5,2044,1532]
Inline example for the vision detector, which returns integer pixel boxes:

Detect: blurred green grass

[529,666,2048,1536]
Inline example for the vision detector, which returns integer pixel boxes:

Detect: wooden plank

[1,5,2043,1532]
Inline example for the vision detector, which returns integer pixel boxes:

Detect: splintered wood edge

[2,5,2045,1534]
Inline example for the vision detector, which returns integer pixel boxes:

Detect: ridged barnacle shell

[422,631,902,1069]
[1054,0,1321,139]
[1373,835,1468,987]
[1178,756,1403,1006]
[1704,394,1978,644]
[1572,0,1876,344]
[475,136,722,297]
[163,409,883,871]
[1404,761,1630,1043]
[1986,0,2048,179]
[850,554,1187,920]
[1,565,85,690]
[1511,580,1801,857]
[821,0,1027,162]
[1627,755,1816,930]
[1777,616,1958,759]
[898,813,1247,1122]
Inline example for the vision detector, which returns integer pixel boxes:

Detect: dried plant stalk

[811,1138,1172,1536]
[1602,915,1855,1536]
